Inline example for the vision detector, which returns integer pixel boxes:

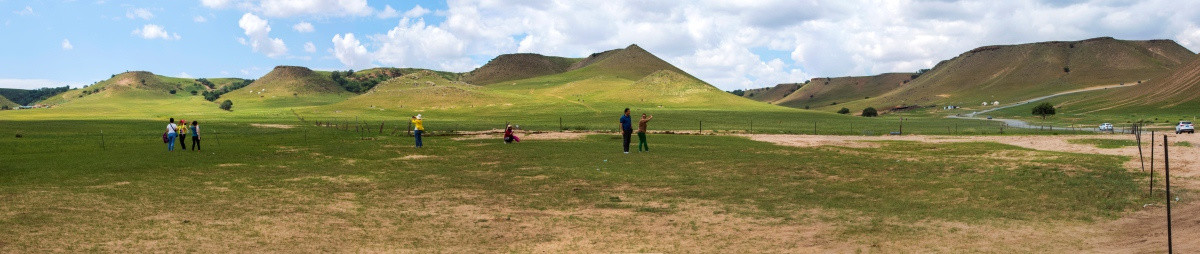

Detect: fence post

[380,121,384,134]
[1165,134,1173,253]
[1150,130,1155,196]
[100,130,105,150]
[559,117,563,131]
[699,120,703,134]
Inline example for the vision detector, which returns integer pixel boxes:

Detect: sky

[3,0,1200,91]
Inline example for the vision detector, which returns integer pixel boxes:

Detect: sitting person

[504,124,521,143]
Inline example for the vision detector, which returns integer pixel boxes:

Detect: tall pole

[1165,135,1172,253]
[1150,131,1155,195]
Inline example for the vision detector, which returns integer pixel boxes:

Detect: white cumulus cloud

[293,21,314,33]
[202,0,374,18]
[193,15,208,23]
[126,8,154,20]
[238,13,287,58]
[332,33,372,68]
[377,5,399,19]
[61,39,73,50]
[14,6,34,16]
[132,24,180,40]
[403,5,429,18]
[304,41,316,53]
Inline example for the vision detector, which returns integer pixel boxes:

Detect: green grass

[1067,138,1139,149]
[1176,141,1193,147]
[0,120,1153,251]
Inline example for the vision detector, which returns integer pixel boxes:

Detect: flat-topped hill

[776,73,915,109]
[742,83,803,103]
[842,37,1194,110]
[462,54,579,85]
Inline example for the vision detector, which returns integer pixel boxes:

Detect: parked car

[1178,121,1195,134]
[1099,123,1114,131]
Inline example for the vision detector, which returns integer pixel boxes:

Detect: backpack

[162,132,169,143]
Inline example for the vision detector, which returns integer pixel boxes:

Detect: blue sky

[3,0,1200,91]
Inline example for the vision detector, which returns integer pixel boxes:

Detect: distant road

[948,83,1138,131]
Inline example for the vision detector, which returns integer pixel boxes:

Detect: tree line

[0,86,71,106]
[201,79,254,102]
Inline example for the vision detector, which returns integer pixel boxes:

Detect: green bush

[862,107,878,117]
[837,108,850,114]
[219,100,233,111]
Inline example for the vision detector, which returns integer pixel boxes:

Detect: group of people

[619,108,653,154]
[165,118,200,151]
[165,109,651,153]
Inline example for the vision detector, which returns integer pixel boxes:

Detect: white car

[1099,123,1114,131]
[1178,121,1195,134]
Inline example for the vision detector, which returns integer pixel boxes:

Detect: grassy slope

[221,66,351,109]
[462,53,581,85]
[778,73,915,111]
[0,120,1152,252]
[742,83,803,103]
[840,37,1194,112]
[0,95,17,108]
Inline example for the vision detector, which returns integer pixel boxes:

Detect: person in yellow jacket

[176,119,188,150]
[411,114,425,148]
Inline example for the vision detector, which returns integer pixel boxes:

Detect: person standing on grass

[190,121,200,151]
[637,113,653,152]
[176,119,188,150]
[411,114,425,148]
[620,108,633,154]
[166,118,178,151]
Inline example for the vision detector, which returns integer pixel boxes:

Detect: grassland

[1068,138,1140,148]
[0,120,1154,252]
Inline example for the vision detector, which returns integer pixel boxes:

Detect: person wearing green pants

[637,113,653,152]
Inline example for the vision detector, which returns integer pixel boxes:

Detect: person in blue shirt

[619,108,633,154]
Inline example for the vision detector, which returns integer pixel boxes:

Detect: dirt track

[744,133,1200,253]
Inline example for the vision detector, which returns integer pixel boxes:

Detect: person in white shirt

[166,118,178,151]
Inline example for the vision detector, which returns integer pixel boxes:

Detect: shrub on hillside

[1031,102,1056,119]
[862,107,878,117]
[169,90,177,94]
[220,100,233,111]
[837,108,850,114]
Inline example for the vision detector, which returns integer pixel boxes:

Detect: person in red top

[504,124,521,143]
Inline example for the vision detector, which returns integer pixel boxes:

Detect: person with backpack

[176,119,188,150]
[503,124,520,143]
[190,120,200,151]
[619,108,633,154]
[166,118,178,151]
[411,114,425,148]
[637,113,653,152]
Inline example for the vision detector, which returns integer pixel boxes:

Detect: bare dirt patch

[392,155,436,160]
[744,133,1200,253]
[251,124,294,129]
[451,130,590,141]
[217,163,245,167]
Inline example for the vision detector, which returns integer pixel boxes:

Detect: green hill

[40,71,207,106]
[0,95,17,108]
[462,53,579,85]
[336,70,514,111]
[222,66,350,107]
[841,37,1194,111]
[774,73,914,110]
[742,83,803,103]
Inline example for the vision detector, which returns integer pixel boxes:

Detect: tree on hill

[219,100,233,111]
[861,107,878,117]
[728,89,745,96]
[837,108,851,114]
[1032,102,1056,119]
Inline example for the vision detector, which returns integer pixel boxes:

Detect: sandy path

[743,133,1200,253]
